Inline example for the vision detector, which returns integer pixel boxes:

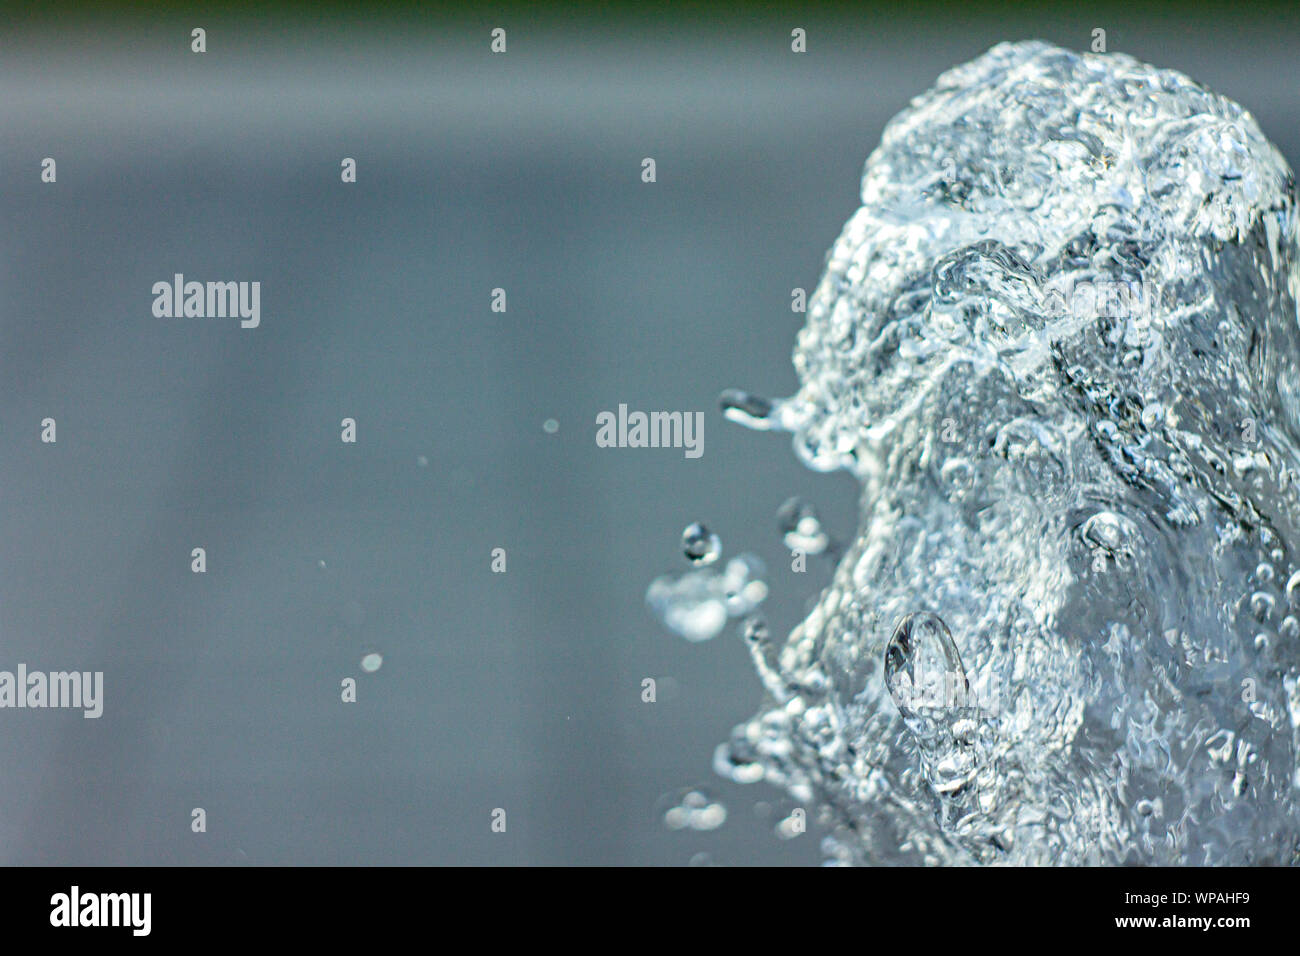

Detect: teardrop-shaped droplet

[884,612,969,720]
[884,613,989,795]
[1285,569,1300,609]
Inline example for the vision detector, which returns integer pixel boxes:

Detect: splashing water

[714,41,1300,864]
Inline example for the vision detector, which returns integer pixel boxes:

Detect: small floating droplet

[722,554,768,615]
[884,612,969,719]
[714,737,767,784]
[742,616,768,644]
[720,388,779,430]
[1286,569,1300,608]
[777,496,829,554]
[681,522,721,565]
[543,418,559,434]
[360,653,383,673]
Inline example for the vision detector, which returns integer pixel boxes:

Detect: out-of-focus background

[1,1,1296,865]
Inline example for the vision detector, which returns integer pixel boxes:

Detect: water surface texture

[718,41,1300,865]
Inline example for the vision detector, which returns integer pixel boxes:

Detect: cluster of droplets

[660,788,728,832]
[647,502,835,645]
[646,524,767,642]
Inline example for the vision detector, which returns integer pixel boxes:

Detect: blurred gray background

[1,4,1297,864]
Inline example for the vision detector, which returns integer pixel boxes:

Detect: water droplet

[714,738,767,784]
[543,418,559,434]
[721,554,768,615]
[361,653,383,673]
[662,789,728,831]
[742,616,769,644]
[1080,511,1135,557]
[681,522,721,565]
[1135,798,1161,817]
[775,810,807,839]
[885,612,970,720]
[1286,570,1300,608]
[1250,591,1275,621]
[647,575,727,642]
[719,388,782,430]
[647,554,767,642]
[776,496,829,554]
[939,457,976,498]
[885,614,989,796]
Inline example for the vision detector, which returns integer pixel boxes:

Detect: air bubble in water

[361,653,383,673]
[775,813,803,839]
[1286,569,1300,608]
[647,554,768,643]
